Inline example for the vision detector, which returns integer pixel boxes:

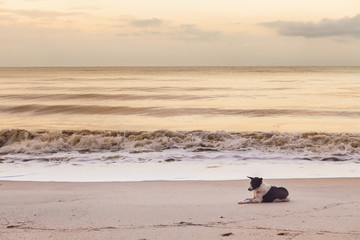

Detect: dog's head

[247,176,263,191]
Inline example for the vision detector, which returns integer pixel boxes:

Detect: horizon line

[1,65,359,68]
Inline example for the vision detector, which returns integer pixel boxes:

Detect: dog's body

[238,177,289,204]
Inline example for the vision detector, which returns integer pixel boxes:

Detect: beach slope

[1,178,359,239]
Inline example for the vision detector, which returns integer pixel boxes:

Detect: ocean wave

[1,129,359,158]
[0,93,210,101]
[1,105,360,117]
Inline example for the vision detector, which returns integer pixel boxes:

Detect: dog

[238,176,289,204]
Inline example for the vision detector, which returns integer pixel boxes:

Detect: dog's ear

[247,176,253,179]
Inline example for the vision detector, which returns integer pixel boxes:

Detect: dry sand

[0,178,359,240]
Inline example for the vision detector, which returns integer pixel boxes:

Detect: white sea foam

[1,149,359,182]
[0,129,359,182]
[1,129,359,161]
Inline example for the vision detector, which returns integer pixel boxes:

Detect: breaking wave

[1,105,360,117]
[1,129,359,160]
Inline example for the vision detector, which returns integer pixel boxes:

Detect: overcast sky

[0,0,359,66]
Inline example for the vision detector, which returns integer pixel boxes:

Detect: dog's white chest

[253,183,271,199]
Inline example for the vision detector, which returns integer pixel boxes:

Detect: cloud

[261,14,360,38]
[129,18,162,28]
[0,8,87,19]
[171,24,221,41]
[72,6,101,11]
[0,14,17,23]
[118,18,222,41]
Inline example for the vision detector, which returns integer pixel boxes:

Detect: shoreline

[1,176,359,183]
[1,178,359,239]
[2,157,359,182]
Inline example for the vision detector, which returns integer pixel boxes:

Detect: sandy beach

[0,178,359,240]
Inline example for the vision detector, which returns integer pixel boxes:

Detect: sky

[0,0,359,66]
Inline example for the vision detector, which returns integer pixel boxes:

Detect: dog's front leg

[238,199,252,204]
[238,198,261,204]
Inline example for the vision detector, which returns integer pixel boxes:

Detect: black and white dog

[238,176,289,204]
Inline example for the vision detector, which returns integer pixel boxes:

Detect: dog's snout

[248,187,253,191]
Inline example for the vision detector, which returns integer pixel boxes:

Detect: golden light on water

[0,67,359,133]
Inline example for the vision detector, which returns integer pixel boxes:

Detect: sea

[0,67,359,182]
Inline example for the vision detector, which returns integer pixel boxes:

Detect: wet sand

[1,178,359,239]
